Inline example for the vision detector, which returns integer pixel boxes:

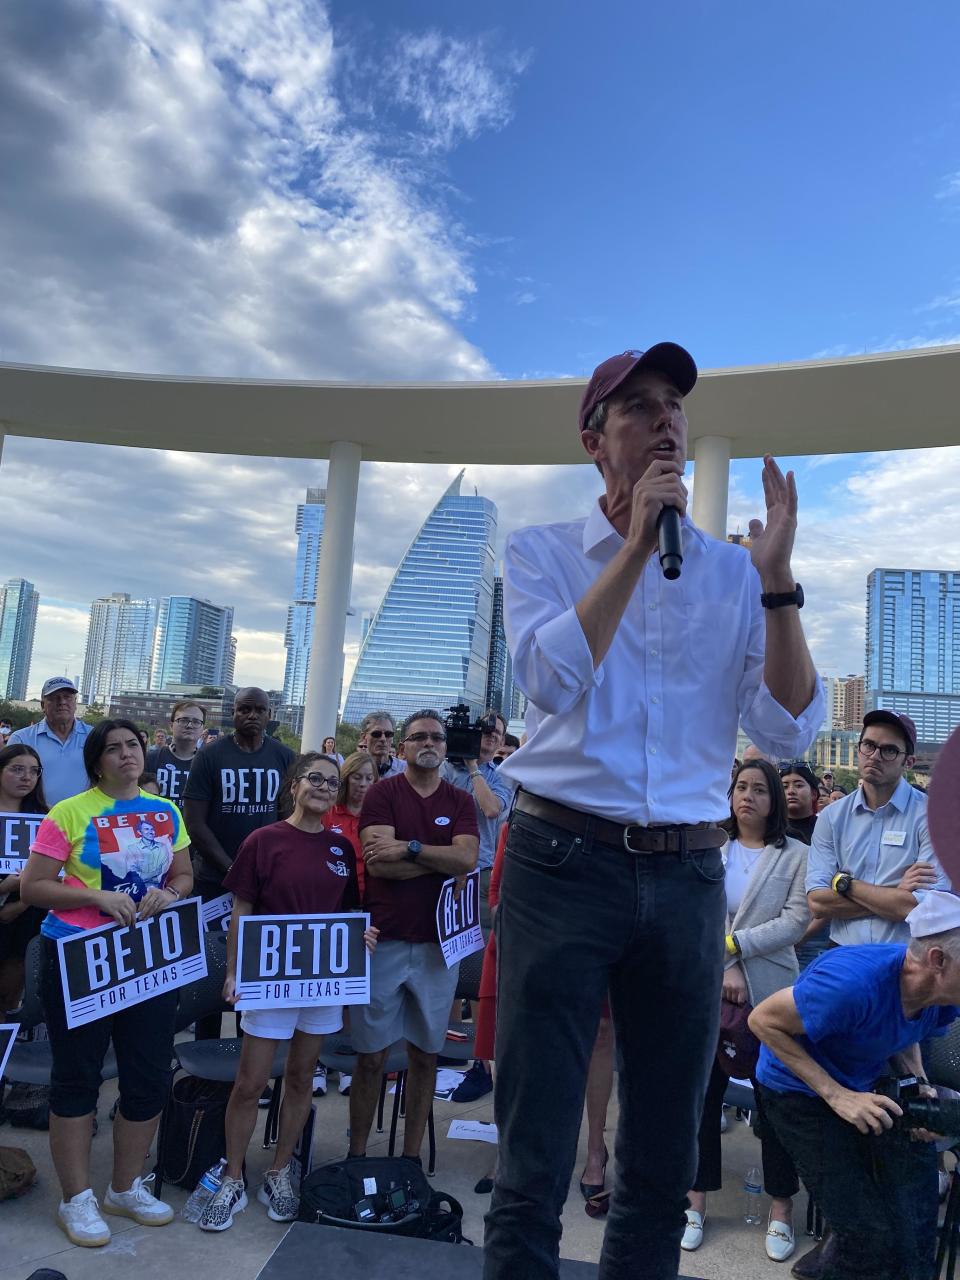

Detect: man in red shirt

[349,710,479,1164]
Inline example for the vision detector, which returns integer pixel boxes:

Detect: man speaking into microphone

[484,344,823,1280]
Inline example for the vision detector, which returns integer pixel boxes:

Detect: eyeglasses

[173,716,204,727]
[405,732,447,744]
[367,729,394,740]
[300,772,340,790]
[858,739,908,762]
[778,760,810,774]
[4,765,41,778]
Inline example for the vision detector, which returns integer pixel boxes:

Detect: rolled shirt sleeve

[503,532,603,717]
[737,588,824,759]
[805,812,840,894]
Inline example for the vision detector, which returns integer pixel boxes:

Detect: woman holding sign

[19,719,193,1248]
[199,751,379,1233]
[0,743,48,1016]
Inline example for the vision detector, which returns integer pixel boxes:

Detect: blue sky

[1,0,959,699]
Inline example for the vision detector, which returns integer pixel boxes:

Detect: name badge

[881,831,907,847]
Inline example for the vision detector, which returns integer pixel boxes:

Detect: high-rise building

[225,635,237,687]
[841,673,864,729]
[343,471,496,726]
[152,596,234,690]
[281,489,326,730]
[866,568,960,743]
[0,578,39,700]
[82,592,158,705]
[485,575,513,715]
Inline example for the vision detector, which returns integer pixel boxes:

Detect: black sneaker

[258,1084,273,1109]
[450,1061,492,1103]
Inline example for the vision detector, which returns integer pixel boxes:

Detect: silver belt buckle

[622,824,645,853]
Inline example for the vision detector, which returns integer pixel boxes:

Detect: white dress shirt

[498,502,823,825]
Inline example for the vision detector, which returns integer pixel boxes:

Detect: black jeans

[483,809,726,1280]
[41,937,177,1121]
[759,1084,938,1280]
[694,1059,799,1197]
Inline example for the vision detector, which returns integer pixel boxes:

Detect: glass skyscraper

[865,567,960,744]
[343,471,497,726]
[0,578,39,701]
[281,489,326,727]
[82,592,158,705]
[152,596,235,690]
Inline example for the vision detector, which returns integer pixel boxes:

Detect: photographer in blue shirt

[750,891,960,1280]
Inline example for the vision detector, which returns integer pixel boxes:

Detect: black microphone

[657,507,683,581]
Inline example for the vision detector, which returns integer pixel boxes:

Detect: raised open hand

[749,456,797,587]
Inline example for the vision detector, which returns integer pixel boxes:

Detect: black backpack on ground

[297,1155,466,1244]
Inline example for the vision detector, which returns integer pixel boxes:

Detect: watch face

[408,840,422,855]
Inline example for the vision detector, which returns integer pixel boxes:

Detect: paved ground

[2,1073,811,1280]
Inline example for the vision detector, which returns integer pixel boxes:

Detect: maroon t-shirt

[223,820,360,916]
[359,774,479,944]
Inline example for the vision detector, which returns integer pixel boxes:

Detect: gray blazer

[724,835,811,1009]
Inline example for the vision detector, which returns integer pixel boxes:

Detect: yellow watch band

[725,934,738,956]
[832,871,846,894]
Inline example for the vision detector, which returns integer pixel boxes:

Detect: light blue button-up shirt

[805,777,949,945]
[8,718,92,806]
[441,759,513,870]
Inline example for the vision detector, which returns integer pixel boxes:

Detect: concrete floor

[1,1077,807,1280]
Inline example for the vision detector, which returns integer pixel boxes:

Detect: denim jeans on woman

[483,809,726,1280]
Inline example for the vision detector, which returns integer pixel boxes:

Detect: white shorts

[240,1004,343,1040]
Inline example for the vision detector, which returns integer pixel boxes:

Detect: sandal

[579,1145,609,1200]
[585,1189,611,1219]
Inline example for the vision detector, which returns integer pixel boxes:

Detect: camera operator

[441,708,512,930]
[750,890,960,1280]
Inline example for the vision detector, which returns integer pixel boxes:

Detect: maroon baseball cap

[863,709,917,754]
[578,342,698,432]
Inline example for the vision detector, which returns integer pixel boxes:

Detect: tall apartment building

[485,575,514,716]
[343,471,496,726]
[0,578,39,700]
[281,489,326,731]
[152,596,235,690]
[866,568,960,744]
[82,592,158,705]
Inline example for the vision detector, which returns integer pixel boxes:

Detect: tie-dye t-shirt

[31,787,189,939]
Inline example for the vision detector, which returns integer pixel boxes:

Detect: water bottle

[743,1165,763,1225]
[181,1158,227,1222]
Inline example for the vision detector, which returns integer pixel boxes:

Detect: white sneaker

[940,1170,951,1202]
[104,1173,174,1225]
[58,1189,111,1247]
[720,1109,729,1133]
[312,1065,328,1097]
[258,1165,298,1222]
[199,1176,248,1232]
[339,1072,352,1095]
[765,1218,796,1262]
[680,1209,705,1251]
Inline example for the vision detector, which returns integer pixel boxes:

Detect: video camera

[875,1075,960,1135]
[445,703,499,765]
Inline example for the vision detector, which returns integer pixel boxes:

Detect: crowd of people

[2,341,957,1280]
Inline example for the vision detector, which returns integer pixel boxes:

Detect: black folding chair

[925,1021,960,1279]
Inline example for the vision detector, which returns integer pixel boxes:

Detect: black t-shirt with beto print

[183,734,296,869]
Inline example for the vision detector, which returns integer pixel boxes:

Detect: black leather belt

[514,791,726,855]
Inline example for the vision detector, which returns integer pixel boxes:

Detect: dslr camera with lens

[875,1075,960,1135]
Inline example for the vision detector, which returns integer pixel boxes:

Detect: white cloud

[382,30,529,152]
[0,0,524,379]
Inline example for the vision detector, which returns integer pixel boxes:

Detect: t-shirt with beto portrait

[146,745,197,809]
[182,734,296,873]
[359,773,479,944]
[30,787,189,940]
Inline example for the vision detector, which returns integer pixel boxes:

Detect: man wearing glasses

[146,700,205,807]
[348,709,479,1165]
[806,711,948,946]
[358,710,405,778]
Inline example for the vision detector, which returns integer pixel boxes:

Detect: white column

[301,440,362,750]
[691,435,731,539]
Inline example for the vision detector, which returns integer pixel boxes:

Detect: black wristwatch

[405,840,423,862]
[760,582,804,610]
[832,870,853,896]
